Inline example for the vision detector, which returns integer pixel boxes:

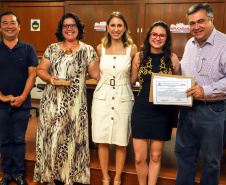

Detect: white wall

[31,76,45,99]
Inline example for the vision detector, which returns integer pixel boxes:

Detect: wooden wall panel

[3,2,64,57]
[143,2,225,58]
[144,0,226,2]
[65,1,139,50]
[224,2,226,33]
[0,2,2,13]
[0,3,2,40]
[2,0,226,56]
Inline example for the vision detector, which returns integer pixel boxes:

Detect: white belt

[100,78,130,86]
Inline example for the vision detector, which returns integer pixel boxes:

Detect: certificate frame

[149,73,195,107]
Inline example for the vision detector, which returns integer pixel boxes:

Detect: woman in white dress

[91,12,137,185]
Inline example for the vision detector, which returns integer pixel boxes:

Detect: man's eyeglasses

[150,32,167,40]
[63,24,77,29]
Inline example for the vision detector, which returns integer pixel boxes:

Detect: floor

[1,99,226,184]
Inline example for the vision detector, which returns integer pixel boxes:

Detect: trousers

[0,107,30,177]
[175,100,226,185]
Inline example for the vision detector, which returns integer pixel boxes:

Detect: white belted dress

[91,45,134,146]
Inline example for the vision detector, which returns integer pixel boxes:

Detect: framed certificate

[149,73,195,107]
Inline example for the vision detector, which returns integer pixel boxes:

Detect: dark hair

[186,3,213,21]
[102,11,133,48]
[140,21,172,71]
[0,12,20,27]
[55,13,84,42]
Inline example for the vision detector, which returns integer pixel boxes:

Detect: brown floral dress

[33,43,98,185]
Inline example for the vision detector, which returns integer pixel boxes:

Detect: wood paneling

[144,0,226,3]
[0,2,2,13]
[2,0,226,56]
[3,2,64,57]
[224,2,226,33]
[65,1,140,50]
[142,2,225,57]
[0,2,2,40]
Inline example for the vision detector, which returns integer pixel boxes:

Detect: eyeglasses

[150,32,167,40]
[63,24,77,29]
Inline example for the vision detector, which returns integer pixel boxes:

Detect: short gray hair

[186,3,213,21]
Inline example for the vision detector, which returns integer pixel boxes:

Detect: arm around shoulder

[88,59,100,80]
[131,44,138,59]
[87,44,101,80]
[97,44,102,58]
[130,52,140,85]
[171,53,181,75]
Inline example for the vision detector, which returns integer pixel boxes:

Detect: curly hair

[102,12,133,48]
[140,21,172,71]
[55,12,84,42]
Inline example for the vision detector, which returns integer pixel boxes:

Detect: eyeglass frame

[150,32,167,40]
[62,24,77,29]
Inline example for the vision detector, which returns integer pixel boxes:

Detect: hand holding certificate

[149,73,195,106]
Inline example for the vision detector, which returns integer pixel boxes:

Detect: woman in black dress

[130,21,180,185]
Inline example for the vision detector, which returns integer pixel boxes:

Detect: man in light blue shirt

[175,3,226,185]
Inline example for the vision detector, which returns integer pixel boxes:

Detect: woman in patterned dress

[130,21,180,185]
[33,13,99,185]
[91,12,137,185]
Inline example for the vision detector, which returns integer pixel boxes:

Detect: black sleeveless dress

[131,53,174,141]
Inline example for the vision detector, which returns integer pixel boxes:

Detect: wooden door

[3,2,64,57]
[65,1,140,51]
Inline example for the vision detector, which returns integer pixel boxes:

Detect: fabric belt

[193,99,225,105]
[100,78,130,86]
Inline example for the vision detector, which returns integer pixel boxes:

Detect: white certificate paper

[153,76,192,105]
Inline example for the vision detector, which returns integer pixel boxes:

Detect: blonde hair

[102,12,133,48]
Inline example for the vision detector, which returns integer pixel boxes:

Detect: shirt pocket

[198,58,215,77]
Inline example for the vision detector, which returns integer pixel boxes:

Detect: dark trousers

[0,108,30,177]
[175,101,226,185]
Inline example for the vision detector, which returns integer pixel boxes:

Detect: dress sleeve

[43,44,53,60]
[86,45,99,67]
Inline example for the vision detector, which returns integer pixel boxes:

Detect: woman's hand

[50,76,59,86]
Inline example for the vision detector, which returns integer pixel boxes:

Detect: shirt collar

[192,27,216,46]
[0,38,23,49]
[0,39,5,47]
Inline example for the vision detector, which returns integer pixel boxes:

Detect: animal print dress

[33,43,98,185]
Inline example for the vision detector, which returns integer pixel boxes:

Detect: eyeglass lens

[63,24,76,29]
[150,33,167,39]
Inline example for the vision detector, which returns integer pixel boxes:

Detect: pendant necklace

[64,41,79,55]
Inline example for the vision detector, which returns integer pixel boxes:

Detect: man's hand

[0,94,14,102]
[186,85,204,98]
[10,95,26,107]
